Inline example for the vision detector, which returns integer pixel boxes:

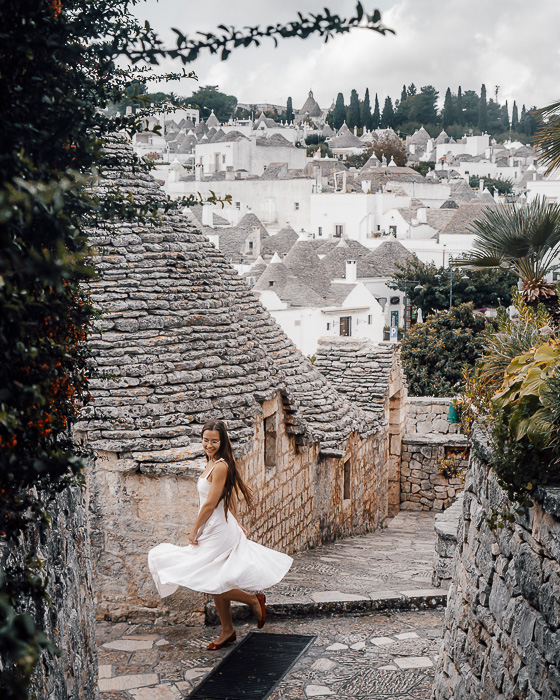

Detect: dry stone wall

[1,485,98,699]
[400,435,467,512]
[433,440,560,699]
[405,397,460,435]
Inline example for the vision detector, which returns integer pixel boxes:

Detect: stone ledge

[205,589,448,625]
[402,433,468,446]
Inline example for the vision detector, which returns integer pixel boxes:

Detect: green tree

[469,175,513,196]
[372,93,381,128]
[456,86,464,124]
[189,85,237,123]
[361,88,372,130]
[401,304,489,397]
[454,197,560,316]
[478,84,488,132]
[380,96,395,128]
[442,87,455,129]
[389,258,518,317]
[333,92,346,130]
[462,89,480,127]
[347,89,361,129]
[286,96,294,123]
[400,85,407,103]
[410,161,436,177]
[407,83,417,97]
[511,101,519,131]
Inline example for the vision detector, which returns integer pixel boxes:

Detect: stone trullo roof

[314,339,402,417]
[261,225,299,257]
[282,241,331,298]
[77,140,381,463]
[320,239,380,279]
[299,90,322,118]
[363,241,414,278]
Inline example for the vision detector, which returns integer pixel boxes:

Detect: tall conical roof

[81,140,380,460]
[299,90,322,117]
[282,241,331,297]
[206,110,220,128]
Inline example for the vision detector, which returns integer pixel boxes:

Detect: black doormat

[188,632,316,700]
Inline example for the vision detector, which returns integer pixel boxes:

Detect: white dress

[148,461,293,597]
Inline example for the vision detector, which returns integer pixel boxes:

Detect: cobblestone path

[97,511,446,699]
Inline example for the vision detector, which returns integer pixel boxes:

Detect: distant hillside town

[128,89,554,356]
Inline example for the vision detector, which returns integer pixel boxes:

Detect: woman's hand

[188,530,199,546]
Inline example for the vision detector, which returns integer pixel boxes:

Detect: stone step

[205,588,447,625]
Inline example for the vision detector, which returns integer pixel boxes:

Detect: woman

[148,420,293,650]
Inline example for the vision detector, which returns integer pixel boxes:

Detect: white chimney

[479,178,485,192]
[417,208,427,223]
[202,205,213,226]
[345,259,357,283]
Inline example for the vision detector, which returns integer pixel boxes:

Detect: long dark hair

[201,420,253,517]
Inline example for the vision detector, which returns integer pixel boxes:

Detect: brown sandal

[256,593,266,629]
[206,630,236,650]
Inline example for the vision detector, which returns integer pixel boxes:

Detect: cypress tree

[333,92,346,130]
[511,101,519,131]
[407,83,417,97]
[401,84,407,103]
[381,96,395,128]
[361,88,372,130]
[456,86,463,125]
[347,88,361,129]
[286,96,294,123]
[372,93,380,129]
[478,84,488,132]
[502,100,510,132]
[442,87,455,129]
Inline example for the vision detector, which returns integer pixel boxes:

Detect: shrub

[401,303,488,397]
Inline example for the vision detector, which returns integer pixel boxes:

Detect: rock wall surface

[0,485,98,699]
[406,397,460,435]
[433,442,560,699]
[400,435,467,512]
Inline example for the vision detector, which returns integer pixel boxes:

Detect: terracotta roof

[79,140,382,460]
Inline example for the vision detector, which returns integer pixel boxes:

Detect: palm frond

[535,100,560,175]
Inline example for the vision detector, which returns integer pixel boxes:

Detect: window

[248,241,253,251]
[343,460,351,500]
[389,225,397,235]
[222,155,226,163]
[339,316,352,337]
[377,225,381,231]
[268,281,274,287]
[235,201,241,209]
[294,202,299,210]
[264,415,277,470]
[318,227,322,236]
[368,315,372,325]
[334,224,344,238]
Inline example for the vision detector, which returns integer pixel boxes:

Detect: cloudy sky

[133,0,559,112]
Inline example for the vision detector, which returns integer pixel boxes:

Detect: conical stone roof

[282,241,331,297]
[78,140,379,461]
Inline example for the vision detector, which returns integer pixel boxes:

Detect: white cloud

[133,0,560,111]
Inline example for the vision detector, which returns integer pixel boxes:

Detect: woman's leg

[211,593,235,644]
[221,588,262,622]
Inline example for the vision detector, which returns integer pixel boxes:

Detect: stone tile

[103,639,154,652]
[305,685,336,697]
[99,665,112,679]
[395,632,420,640]
[378,664,398,670]
[325,642,348,650]
[129,684,182,700]
[310,591,367,603]
[98,649,132,665]
[350,641,366,650]
[400,588,445,598]
[370,636,395,646]
[394,656,433,669]
[98,674,159,691]
[184,667,213,681]
[310,658,337,671]
[155,639,169,646]
[130,648,159,665]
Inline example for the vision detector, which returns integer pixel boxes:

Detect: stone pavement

[97,510,447,698]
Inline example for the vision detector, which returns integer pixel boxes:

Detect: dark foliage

[401,304,490,397]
